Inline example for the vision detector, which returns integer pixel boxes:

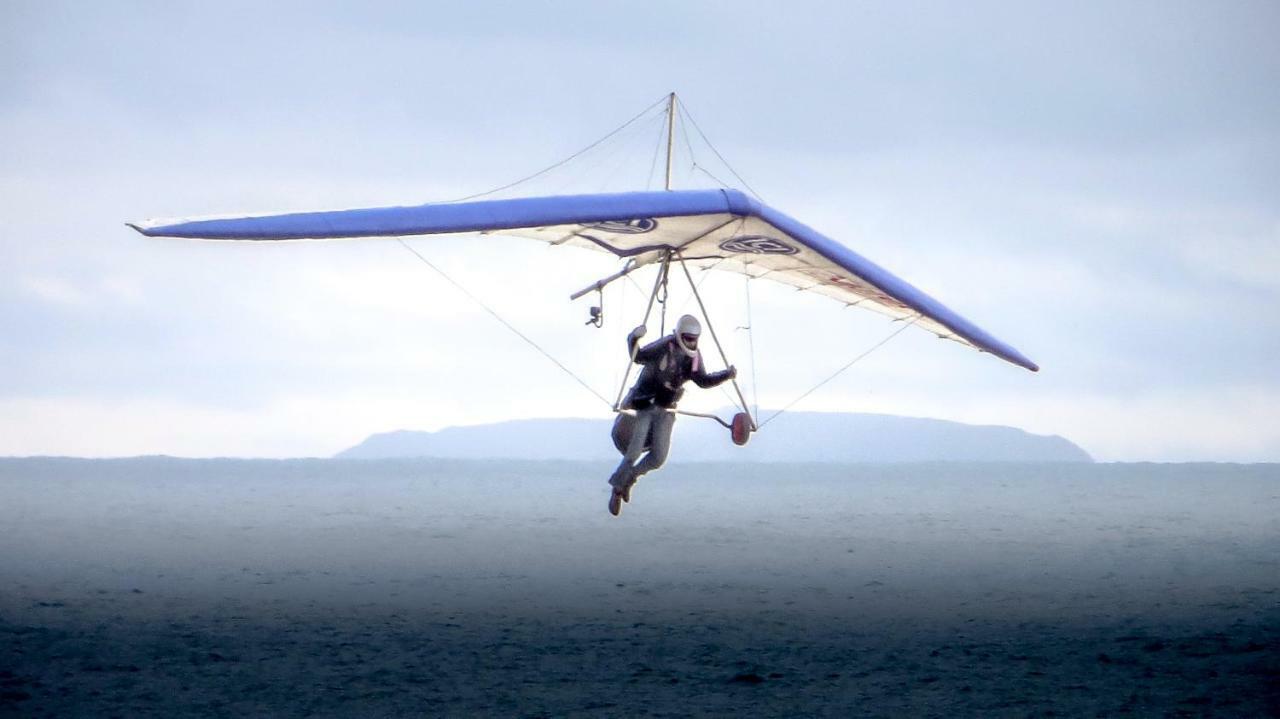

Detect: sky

[2,0,1277,461]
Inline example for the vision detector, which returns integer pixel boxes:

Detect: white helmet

[674,314,701,357]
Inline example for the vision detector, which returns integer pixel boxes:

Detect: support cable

[676,105,699,187]
[675,251,756,428]
[692,163,738,192]
[678,100,766,202]
[644,108,669,191]
[758,314,922,429]
[441,94,670,204]
[673,256,727,315]
[612,252,673,411]
[659,272,669,336]
[594,112,666,193]
[744,274,760,422]
[613,269,629,392]
[543,110,666,196]
[395,238,612,408]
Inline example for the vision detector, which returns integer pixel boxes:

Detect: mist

[3,458,1276,714]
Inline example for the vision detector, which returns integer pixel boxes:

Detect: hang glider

[129,188,1038,372]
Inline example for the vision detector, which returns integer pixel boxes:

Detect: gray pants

[612,407,676,488]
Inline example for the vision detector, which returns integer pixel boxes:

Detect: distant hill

[336,412,1092,463]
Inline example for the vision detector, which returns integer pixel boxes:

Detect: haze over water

[3,458,1276,716]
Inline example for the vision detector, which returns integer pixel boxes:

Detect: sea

[2,458,1277,717]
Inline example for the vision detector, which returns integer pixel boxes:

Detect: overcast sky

[2,1,1277,461]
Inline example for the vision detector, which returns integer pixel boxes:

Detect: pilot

[609,314,735,516]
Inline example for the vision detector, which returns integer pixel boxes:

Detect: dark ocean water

[2,458,1277,716]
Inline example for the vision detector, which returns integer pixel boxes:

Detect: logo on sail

[582,218,657,234]
[719,236,798,255]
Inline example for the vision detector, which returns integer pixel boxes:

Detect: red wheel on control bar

[730,412,752,446]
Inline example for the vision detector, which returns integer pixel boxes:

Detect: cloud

[20,275,90,307]
[19,274,145,308]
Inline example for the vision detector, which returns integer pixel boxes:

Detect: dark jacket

[622,333,734,410]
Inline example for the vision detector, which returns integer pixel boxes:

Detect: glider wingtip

[990,345,1038,372]
[126,222,154,237]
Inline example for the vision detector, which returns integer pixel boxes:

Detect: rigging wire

[612,266,629,392]
[596,111,669,192]
[664,220,751,417]
[692,163,738,192]
[678,100,766,202]
[674,252,755,425]
[541,110,666,196]
[394,237,613,408]
[644,108,669,191]
[657,261,670,335]
[623,272,650,299]
[678,261,746,413]
[440,94,670,204]
[673,256,728,315]
[757,314,923,429]
[744,274,760,423]
[675,105,698,187]
[612,253,673,411]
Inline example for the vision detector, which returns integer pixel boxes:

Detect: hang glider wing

[129,189,1037,371]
